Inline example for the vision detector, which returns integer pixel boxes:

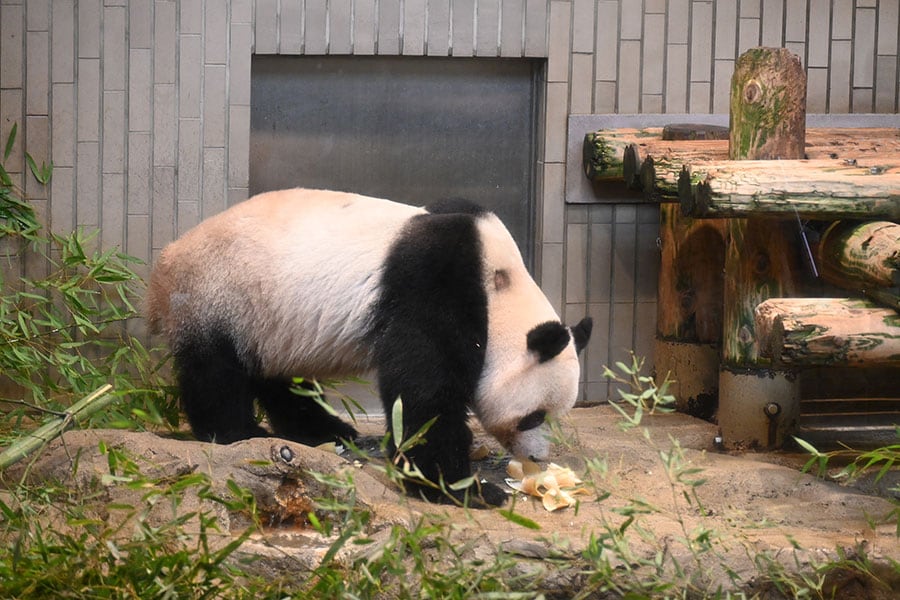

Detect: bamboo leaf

[391,396,403,446]
[0,162,12,187]
[24,153,52,185]
[3,123,16,161]
[497,509,541,530]
[448,475,476,491]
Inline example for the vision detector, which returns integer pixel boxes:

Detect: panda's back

[147,188,426,378]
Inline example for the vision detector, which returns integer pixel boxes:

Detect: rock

[4,429,413,535]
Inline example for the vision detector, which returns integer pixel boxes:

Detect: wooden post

[654,125,728,420]
[718,47,806,449]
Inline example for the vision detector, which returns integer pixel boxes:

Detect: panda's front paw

[474,481,508,507]
[406,479,508,508]
[442,480,509,508]
[333,419,359,442]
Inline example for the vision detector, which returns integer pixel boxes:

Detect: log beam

[755,298,900,367]
[582,127,900,184]
[679,159,900,219]
[817,220,900,289]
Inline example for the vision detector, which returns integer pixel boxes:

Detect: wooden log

[638,156,709,203]
[721,214,800,364]
[718,47,806,450]
[654,125,729,420]
[680,159,900,219]
[656,207,726,344]
[582,127,900,183]
[723,47,806,367]
[817,220,900,289]
[583,131,623,182]
[655,208,726,419]
[755,298,900,367]
[729,47,806,159]
[582,129,659,183]
[862,287,900,312]
[583,127,726,184]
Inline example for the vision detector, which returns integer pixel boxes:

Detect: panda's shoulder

[424,198,489,216]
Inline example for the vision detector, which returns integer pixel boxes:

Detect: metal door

[250,55,542,266]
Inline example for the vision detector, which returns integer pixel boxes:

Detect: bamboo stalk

[0,384,115,470]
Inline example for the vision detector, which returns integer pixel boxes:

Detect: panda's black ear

[526,321,570,363]
[571,317,593,354]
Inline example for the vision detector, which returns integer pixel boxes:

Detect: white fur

[150,188,425,377]
[471,213,582,460]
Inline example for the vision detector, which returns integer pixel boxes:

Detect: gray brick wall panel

[103,6,126,91]
[25,31,49,115]
[404,0,427,55]
[330,0,354,54]
[499,0,524,57]
[476,0,500,56]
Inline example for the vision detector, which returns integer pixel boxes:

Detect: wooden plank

[755,297,900,367]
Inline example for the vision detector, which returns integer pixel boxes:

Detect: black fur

[256,379,358,446]
[369,211,506,506]
[516,409,547,432]
[173,330,268,444]
[173,329,357,446]
[571,317,594,353]
[425,197,488,216]
[526,321,571,363]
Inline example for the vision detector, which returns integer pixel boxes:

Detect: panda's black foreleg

[381,382,507,508]
[255,378,359,446]
[174,337,267,444]
[393,414,507,507]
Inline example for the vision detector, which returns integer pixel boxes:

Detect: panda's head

[470,212,593,461]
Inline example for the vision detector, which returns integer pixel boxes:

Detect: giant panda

[147,188,592,506]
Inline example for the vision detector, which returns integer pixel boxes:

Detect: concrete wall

[1,0,898,403]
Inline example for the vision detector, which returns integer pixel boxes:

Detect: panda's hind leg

[255,378,359,446]
[174,335,267,444]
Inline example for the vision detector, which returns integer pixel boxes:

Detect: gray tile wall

[1,1,897,403]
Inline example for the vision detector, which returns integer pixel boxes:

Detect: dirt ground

[6,406,899,597]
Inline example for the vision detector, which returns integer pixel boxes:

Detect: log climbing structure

[583,47,900,450]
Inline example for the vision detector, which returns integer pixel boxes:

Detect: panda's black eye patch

[517,409,547,432]
[526,321,570,363]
